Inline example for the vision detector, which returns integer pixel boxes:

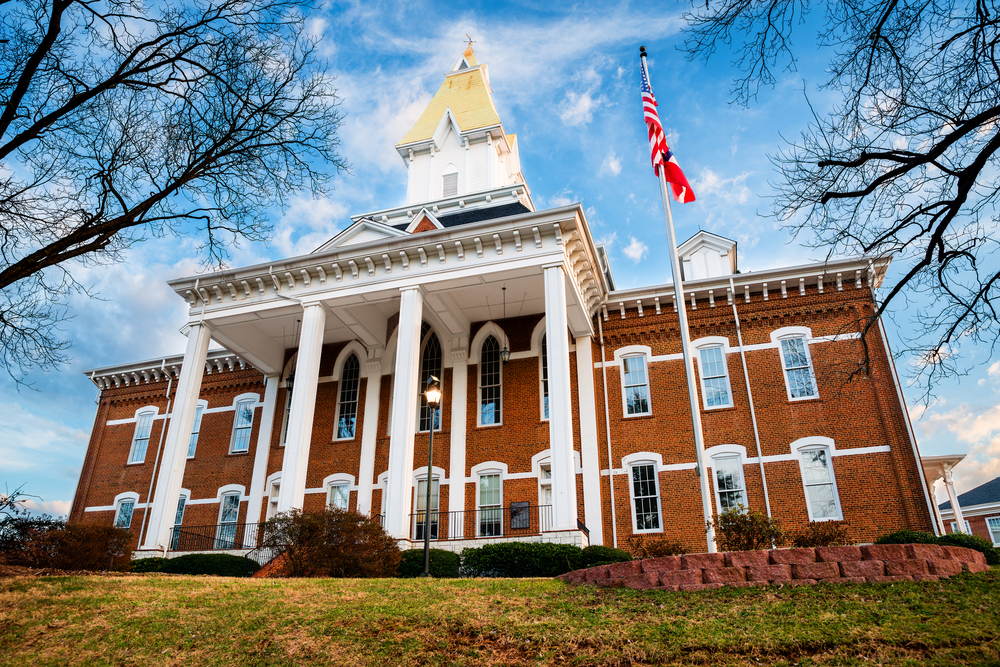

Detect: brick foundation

[557,544,988,591]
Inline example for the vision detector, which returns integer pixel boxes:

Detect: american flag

[640,58,695,204]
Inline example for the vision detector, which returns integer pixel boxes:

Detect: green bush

[11,522,131,571]
[712,506,787,552]
[938,532,1000,566]
[461,542,583,577]
[580,545,631,569]
[397,548,461,578]
[791,521,850,548]
[0,515,64,565]
[158,553,260,577]
[130,557,168,573]
[875,530,939,545]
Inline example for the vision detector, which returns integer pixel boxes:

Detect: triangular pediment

[432,108,463,151]
[404,208,444,234]
[313,219,407,253]
[677,231,737,279]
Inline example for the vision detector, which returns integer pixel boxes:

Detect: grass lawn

[1,570,998,666]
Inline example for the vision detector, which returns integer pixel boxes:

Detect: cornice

[83,349,258,391]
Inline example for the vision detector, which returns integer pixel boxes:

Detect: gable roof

[939,476,1000,510]
[313,218,407,253]
[397,47,502,147]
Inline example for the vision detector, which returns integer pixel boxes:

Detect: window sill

[703,405,737,413]
[476,422,503,429]
[227,451,250,457]
[125,461,145,466]
[332,436,358,443]
[787,395,821,403]
[621,413,654,420]
[632,528,664,535]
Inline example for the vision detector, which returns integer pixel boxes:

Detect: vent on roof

[443,173,458,198]
[458,59,469,70]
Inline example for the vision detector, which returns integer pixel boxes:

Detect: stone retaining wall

[557,544,989,591]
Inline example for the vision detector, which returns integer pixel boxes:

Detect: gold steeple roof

[396,46,502,147]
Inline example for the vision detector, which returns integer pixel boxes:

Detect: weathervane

[465,34,475,46]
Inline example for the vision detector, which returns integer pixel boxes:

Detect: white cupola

[677,231,737,280]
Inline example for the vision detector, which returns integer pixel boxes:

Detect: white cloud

[596,231,618,249]
[271,195,350,258]
[560,91,600,127]
[599,150,622,176]
[623,236,648,263]
[692,168,753,204]
[913,400,1000,497]
[21,498,72,518]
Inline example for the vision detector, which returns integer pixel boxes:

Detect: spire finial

[465,33,475,46]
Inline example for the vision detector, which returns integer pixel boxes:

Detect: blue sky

[3,0,997,516]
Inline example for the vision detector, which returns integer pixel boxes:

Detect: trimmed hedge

[876,529,998,566]
[461,542,583,577]
[397,548,461,578]
[580,545,631,569]
[157,553,260,577]
[130,557,169,573]
[875,530,939,545]
[938,532,1000,566]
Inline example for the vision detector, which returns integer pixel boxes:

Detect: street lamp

[421,375,442,577]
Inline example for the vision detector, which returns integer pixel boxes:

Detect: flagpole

[643,50,717,553]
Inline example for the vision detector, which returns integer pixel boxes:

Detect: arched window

[480,335,502,425]
[336,354,361,439]
[419,332,442,432]
[540,334,549,420]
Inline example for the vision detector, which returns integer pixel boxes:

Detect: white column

[427,146,435,202]
[384,287,424,538]
[575,334,603,544]
[276,303,326,512]
[944,470,967,532]
[544,264,579,531]
[142,322,212,550]
[448,353,468,537]
[932,479,948,535]
[245,374,279,526]
[355,368,383,515]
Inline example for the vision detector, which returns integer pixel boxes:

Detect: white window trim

[128,407,158,464]
[187,400,208,459]
[950,520,972,535]
[113,491,140,529]
[412,467,443,540]
[265,473,282,521]
[795,442,843,522]
[619,352,653,418]
[622,452,663,534]
[228,393,259,454]
[475,467,504,537]
[323,473,356,510]
[710,452,747,514]
[477,333,504,427]
[539,332,550,421]
[985,516,1000,546]
[215,491,242,545]
[417,330,444,433]
[772,327,820,402]
[693,336,734,410]
[333,352,362,441]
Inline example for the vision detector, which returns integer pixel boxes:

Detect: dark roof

[392,202,531,230]
[939,475,1000,510]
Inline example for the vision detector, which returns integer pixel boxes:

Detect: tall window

[950,520,972,534]
[266,481,281,520]
[230,398,255,453]
[187,402,206,458]
[622,355,651,416]
[986,517,1000,546]
[329,483,349,510]
[699,347,732,408]
[216,493,240,548]
[798,447,841,520]
[170,495,187,550]
[280,389,291,446]
[336,354,361,439]
[419,333,442,431]
[114,499,135,529]
[478,473,502,536]
[480,335,502,425]
[128,411,155,464]
[780,337,818,399]
[540,334,549,420]
[630,463,661,532]
[414,477,439,540]
[442,172,458,197]
[713,455,745,512]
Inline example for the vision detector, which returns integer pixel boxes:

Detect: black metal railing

[407,505,553,541]
[169,522,264,552]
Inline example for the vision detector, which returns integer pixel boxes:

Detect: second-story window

[622,355,651,416]
[780,336,818,400]
[540,334,549,420]
[698,346,732,408]
[336,354,361,439]
[480,335,502,425]
[187,401,206,458]
[128,410,155,464]
[419,333,442,432]
[230,399,255,453]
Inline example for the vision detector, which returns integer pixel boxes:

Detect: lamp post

[422,375,442,577]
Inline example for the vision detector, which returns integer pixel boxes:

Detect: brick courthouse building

[69,47,939,556]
